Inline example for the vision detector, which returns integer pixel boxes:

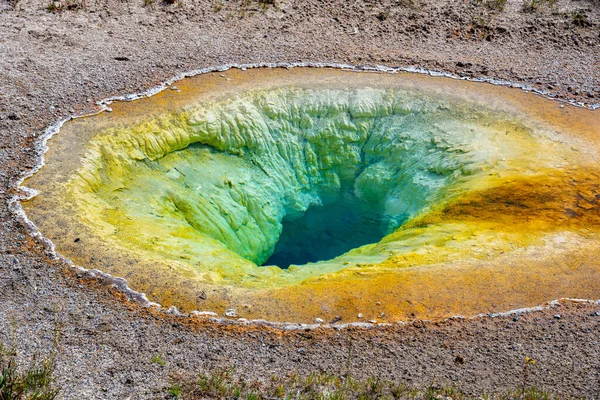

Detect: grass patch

[45,0,85,12]
[164,368,580,400]
[571,9,590,27]
[238,0,277,17]
[0,343,60,400]
[257,0,275,7]
[487,0,507,11]
[152,354,167,366]
[522,0,557,13]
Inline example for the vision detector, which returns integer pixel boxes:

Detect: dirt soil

[1,0,600,398]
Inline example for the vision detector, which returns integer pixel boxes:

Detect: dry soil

[1,0,600,398]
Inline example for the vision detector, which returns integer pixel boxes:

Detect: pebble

[105,107,113,112]
[593,310,600,316]
[225,309,237,317]
[357,313,363,319]
[315,318,323,324]
[553,314,561,319]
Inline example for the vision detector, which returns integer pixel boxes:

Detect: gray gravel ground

[1,0,600,398]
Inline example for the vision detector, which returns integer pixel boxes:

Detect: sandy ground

[1,0,600,398]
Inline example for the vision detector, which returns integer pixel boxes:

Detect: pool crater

[22,67,600,323]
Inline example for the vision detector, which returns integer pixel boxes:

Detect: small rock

[105,107,113,112]
[454,355,465,364]
[513,316,519,322]
[369,319,377,324]
[357,313,363,319]
[592,310,600,316]
[225,309,237,317]
[553,314,561,319]
[170,86,178,90]
[315,318,323,324]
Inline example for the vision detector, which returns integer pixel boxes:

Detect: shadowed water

[265,191,405,268]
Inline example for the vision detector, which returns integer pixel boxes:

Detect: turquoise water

[265,190,405,268]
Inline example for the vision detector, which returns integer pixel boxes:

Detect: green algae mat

[22,67,600,324]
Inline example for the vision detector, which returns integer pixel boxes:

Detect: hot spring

[23,67,600,323]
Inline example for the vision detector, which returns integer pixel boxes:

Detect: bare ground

[1,0,600,398]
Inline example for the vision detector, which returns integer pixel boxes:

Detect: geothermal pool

[23,67,600,324]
